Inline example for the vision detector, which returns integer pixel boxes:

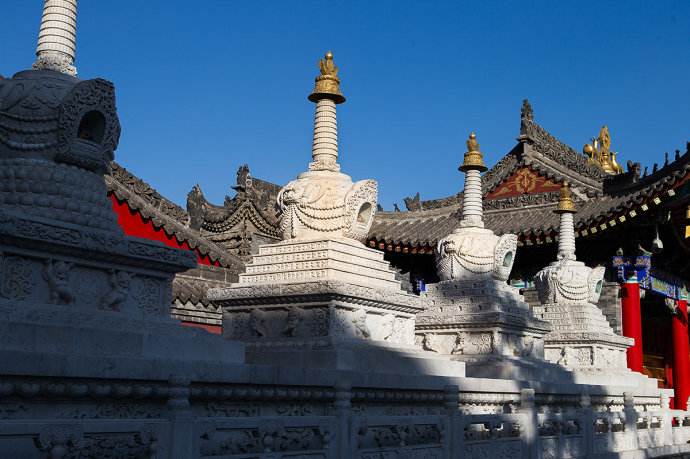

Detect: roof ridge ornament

[33,0,78,76]
[521,99,534,122]
[583,125,624,175]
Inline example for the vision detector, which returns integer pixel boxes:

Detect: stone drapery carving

[278,175,377,242]
[436,230,517,282]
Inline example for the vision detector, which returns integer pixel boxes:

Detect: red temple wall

[180,321,222,335]
[109,193,224,334]
[109,194,220,267]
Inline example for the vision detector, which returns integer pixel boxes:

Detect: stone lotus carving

[534,260,605,304]
[277,174,377,242]
[436,228,517,282]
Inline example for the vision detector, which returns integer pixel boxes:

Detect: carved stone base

[246,338,466,377]
[211,237,466,377]
[417,279,556,380]
[0,209,245,368]
[532,301,657,388]
[212,279,465,377]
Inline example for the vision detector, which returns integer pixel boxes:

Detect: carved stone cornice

[0,210,196,273]
[210,280,423,314]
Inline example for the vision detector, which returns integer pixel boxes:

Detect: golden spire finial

[309,51,346,104]
[460,132,487,172]
[556,182,576,214]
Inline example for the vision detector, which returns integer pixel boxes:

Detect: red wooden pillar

[621,273,644,372]
[671,297,690,410]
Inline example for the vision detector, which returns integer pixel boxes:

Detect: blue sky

[2,1,689,210]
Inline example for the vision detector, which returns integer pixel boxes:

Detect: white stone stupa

[416,133,557,381]
[0,0,246,377]
[532,184,656,388]
[209,52,465,377]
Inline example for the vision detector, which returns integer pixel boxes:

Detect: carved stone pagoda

[209,53,465,376]
[0,0,245,387]
[415,132,555,380]
[532,183,658,388]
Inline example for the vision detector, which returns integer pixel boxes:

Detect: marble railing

[3,381,690,458]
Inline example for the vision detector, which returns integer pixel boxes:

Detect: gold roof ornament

[582,125,624,175]
[556,182,576,214]
[308,51,346,104]
[459,132,488,172]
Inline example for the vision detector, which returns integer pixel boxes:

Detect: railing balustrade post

[334,380,352,459]
[520,388,538,459]
[579,391,593,457]
[444,385,460,458]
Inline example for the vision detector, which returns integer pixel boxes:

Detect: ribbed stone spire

[33,0,78,76]
[459,132,488,228]
[307,51,345,172]
[555,183,577,261]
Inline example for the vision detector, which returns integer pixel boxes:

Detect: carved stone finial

[308,51,345,104]
[521,99,533,121]
[460,132,487,172]
[33,0,78,76]
[556,182,576,214]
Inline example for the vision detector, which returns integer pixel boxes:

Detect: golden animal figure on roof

[583,125,624,175]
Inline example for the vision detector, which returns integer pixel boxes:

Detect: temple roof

[105,161,244,270]
[369,102,690,251]
[106,102,690,259]
[171,265,239,326]
[370,147,690,250]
